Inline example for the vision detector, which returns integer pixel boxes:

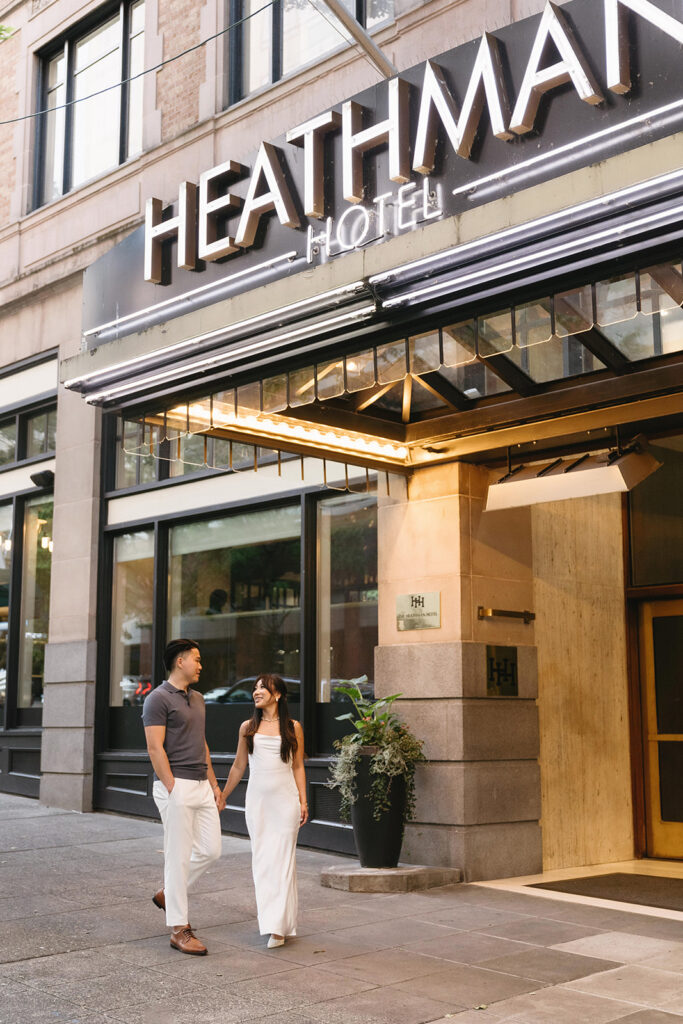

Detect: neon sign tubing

[380,201,683,309]
[83,305,377,404]
[370,166,683,288]
[66,280,369,390]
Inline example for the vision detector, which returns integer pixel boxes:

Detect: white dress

[245,733,300,936]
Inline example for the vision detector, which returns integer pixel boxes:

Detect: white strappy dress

[245,733,300,936]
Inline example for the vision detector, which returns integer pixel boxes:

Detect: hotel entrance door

[640,600,683,859]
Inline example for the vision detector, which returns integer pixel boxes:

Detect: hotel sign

[83,0,683,339]
[396,592,441,631]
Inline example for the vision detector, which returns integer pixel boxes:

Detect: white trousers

[152,777,222,927]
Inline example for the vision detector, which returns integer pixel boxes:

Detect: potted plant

[328,677,425,868]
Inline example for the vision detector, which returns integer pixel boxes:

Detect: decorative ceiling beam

[414,371,471,410]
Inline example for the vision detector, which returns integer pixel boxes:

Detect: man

[143,638,223,955]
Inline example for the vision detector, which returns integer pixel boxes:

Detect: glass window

[316,493,377,751]
[117,418,157,488]
[0,420,16,466]
[233,0,392,102]
[110,530,154,706]
[282,0,353,79]
[38,1,145,206]
[26,407,57,458]
[72,14,122,189]
[42,52,67,203]
[167,505,302,709]
[127,0,145,157]
[0,504,12,726]
[17,498,53,708]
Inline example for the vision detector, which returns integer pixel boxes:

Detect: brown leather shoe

[170,925,207,956]
[152,888,165,911]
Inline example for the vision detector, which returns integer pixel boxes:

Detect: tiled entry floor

[0,794,681,1024]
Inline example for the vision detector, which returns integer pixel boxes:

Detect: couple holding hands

[143,638,308,956]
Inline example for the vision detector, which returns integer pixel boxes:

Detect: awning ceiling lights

[120,259,683,472]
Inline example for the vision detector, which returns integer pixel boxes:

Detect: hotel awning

[111,256,683,477]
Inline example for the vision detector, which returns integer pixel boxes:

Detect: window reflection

[110,531,154,706]
[316,493,377,750]
[0,504,12,725]
[282,0,352,78]
[167,505,301,704]
[18,498,53,708]
[26,407,57,458]
[0,421,16,466]
[39,1,145,205]
[72,15,122,188]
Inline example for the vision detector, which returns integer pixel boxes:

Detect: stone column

[39,387,101,812]
[375,462,542,881]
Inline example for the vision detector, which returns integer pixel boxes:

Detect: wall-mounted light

[486,442,661,510]
[30,469,55,489]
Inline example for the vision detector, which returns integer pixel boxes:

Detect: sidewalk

[1,792,682,1024]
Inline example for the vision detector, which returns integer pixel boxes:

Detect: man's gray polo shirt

[142,681,208,780]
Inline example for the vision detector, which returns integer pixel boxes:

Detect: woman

[219,674,308,947]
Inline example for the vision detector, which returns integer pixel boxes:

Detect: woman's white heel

[267,935,285,948]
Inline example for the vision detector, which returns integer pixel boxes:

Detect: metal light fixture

[486,439,661,510]
[30,469,55,489]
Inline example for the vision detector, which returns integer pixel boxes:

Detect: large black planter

[350,751,407,868]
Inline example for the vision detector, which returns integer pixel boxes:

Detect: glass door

[639,599,683,859]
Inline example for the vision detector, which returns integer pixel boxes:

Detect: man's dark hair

[164,638,200,674]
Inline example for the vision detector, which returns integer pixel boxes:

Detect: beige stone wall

[0,28,20,227]
[376,463,542,880]
[532,493,634,869]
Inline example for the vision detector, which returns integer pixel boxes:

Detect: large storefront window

[316,493,378,750]
[110,530,154,708]
[167,504,301,747]
[17,498,53,709]
[105,492,379,757]
[0,504,12,726]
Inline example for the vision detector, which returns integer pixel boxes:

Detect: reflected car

[203,677,300,704]
[203,676,374,704]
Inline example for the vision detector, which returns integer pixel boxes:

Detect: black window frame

[33,0,144,210]
[228,0,381,105]
[0,484,55,734]
[99,482,378,759]
[0,400,58,473]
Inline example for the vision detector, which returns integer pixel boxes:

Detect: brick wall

[156,0,205,142]
[0,29,20,228]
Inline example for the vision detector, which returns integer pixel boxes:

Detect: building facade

[0,0,681,879]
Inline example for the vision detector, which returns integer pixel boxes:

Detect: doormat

[528,872,683,912]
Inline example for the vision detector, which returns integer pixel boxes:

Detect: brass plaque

[396,592,441,631]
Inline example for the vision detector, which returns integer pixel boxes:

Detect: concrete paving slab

[391,962,545,1006]
[316,946,451,984]
[553,932,683,964]
[297,985,462,1023]
[483,915,603,946]
[1,793,683,1024]
[616,1013,683,1023]
[403,929,531,964]
[478,946,622,983]
[470,987,637,1022]
[564,964,683,1008]
[639,946,683,973]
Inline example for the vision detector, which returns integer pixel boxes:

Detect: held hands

[217,788,227,813]
[300,801,309,826]
[212,783,223,809]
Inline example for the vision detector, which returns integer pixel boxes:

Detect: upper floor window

[229,0,393,103]
[37,0,145,207]
[0,404,57,468]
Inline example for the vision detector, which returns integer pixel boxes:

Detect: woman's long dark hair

[244,674,298,763]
